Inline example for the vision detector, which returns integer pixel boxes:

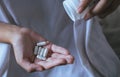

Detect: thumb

[99,0,120,18]
[91,0,110,15]
[30,31,46,42]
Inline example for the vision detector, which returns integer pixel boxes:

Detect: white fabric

[0,43,11,77]
[100,6,120,57]
[63,0,120,76]
[73,18,120,77]
[0,0,120,77]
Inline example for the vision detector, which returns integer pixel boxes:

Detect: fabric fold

[73,18,120,77]
[0,43,11,77]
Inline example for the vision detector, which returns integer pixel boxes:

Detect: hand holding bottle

[77,0,120,20]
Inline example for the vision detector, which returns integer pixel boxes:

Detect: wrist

[10,27,31,45]
[0,23,22,44]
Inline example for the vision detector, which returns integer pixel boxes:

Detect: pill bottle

[63,0,98,21]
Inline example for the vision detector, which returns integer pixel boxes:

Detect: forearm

[0,22,21,44]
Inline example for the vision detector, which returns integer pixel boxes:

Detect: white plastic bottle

[63,0,98,21]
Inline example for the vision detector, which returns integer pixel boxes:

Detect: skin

[0,23,74,72]
[0,0,119,72]
[78,0,120,20]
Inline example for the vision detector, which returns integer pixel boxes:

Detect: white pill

[37,55,43,60]
[38,47,42,55]
[37,55,46,60]
[34,46,39,55]
[39,48,45,57]
[37,41,49,46]
[43,48,49,57]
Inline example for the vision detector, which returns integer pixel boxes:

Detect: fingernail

[66,56,74,64]
[35,64,44,71]
[77,8,83,13]
[36,67,44,71]
[84,14,88,20]
[84,13,92,21]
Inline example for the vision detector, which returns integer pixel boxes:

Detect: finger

[92,0,113,15]
[99,0,120,18]
[84,0,111,20]
[51,44,70,55]
[51,53,74,64]
[78,0,92,13]
[19,59,44,72]
[37,58,67,69]
[30,31,46,43]
[84,9,94,20]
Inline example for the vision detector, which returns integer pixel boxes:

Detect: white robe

[0,0,120,77]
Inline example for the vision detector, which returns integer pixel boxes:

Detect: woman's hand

[77,0,120,20]
[11,27,74,72]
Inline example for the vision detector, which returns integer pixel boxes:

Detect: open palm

[12,28,74,72]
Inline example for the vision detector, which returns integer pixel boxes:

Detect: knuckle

[45,66,51,70]
[43,64,53,70]
[51,53,57,57]
[20,27,32,35]
[67,55,74,63]
[39,68,44,71]
[63,49,70,55]
[36,67,44,72]
[26,69,32,73]
[21,27,31,32]
[68,55,74,60]
[60,58,67,64]
[64,51,70,55]
[16,59,23,65]
[26,67,33,73]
